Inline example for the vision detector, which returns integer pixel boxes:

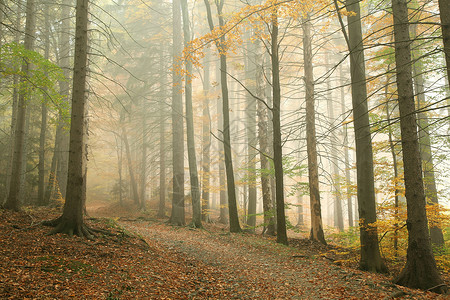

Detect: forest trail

[0,208,445,299]
[119,220,439,299]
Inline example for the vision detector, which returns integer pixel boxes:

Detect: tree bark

[410,24,445,247]
[217,62,228,224]
[181,0,202,228]
[201,49,211,223]
[245,30,258,232]
[158,48,167,218]
[385,93,400,257]
[170,0,185,226]
[55,0,72,200]
[4,0,22,205]
[257,60,275,236]
[122,127,139,206]
[204,0,241,232]
[391,0,444,291]
[340,0,387,272]
[140,98,147,211]
[38,2,51,206]
[326,55,344,232]
[303,15,326,245]
[339,65,353,228]
[4,0,35,211]
[47,0,92,238]
[271,10,287,245]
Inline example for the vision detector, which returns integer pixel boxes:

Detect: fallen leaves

[0,207,447,299]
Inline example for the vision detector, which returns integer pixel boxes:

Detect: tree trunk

[170,0,185,226]
[204,0,241,232]
[4,0,35,211]
[410,24,445,247]
[201,49,211,223]
[271,10,287,245]
[181,0,202,228]
[326,55,344,232]
[55,0,72,200]
[217,62,228,224]
[38,2,50,206]
[3,0,22,205]
[245,31,257,232]
[391,0,444,291]
[385,93,400,258]
[47,0,92,238]
[158,48,167,218]
[303,15,326,245]
[140,98,147,211]
[341,0,387,272]
[257,60,275,236]
[113,133,123,206]
[339,65,353,228]
[123,128,139,206]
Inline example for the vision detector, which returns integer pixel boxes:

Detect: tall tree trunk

[181,0,202,228]
[158,48,167,218]
[38,2,50,206]
[326,55,344,232]
[123,128,139,205]
[217,61,228,224]
[56,0,72,200]
[303,15,326,245]
[201,49,211,223]
[45,123,62,204]
[337,0,387,272]
[47,0,92,238]
[4,0,22,205]
[170,0,185,226]
[410,24,445,247]
[257,61,275,236]
[18,105,30,205]
[245,31,257,231]
[391,0,444,291]
[140,99,147,211]
[271,9,287,245]
[385,93,400,257]
[4,0,35,211]
[204,0,241,232]
[114,133,123,206]
[339,65,353,228]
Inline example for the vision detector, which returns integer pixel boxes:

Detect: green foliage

[328,226,360,249]
[0,42,69,116]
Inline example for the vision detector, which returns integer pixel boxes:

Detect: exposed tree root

[42,216,62,227]
[45,218,95,240]
[188,222,203,230]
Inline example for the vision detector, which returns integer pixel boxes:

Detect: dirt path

[119,220,440,299]
[0,208,444,299]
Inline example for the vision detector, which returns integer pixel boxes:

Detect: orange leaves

[177,0,329,78]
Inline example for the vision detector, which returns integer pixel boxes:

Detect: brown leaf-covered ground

[0,205,447,299]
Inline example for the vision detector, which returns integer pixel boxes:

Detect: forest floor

[0,203,448,299]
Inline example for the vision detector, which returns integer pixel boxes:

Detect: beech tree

[204,0,241,233]
[303,15,326,245]
[46,0,92,237]
[270,7,287,245]
[335,0,387,272]
[391,0,444,291]
[170,0,185,226]
[181,0,202,228]
[4,0,35,211]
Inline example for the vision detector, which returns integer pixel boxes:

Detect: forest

[0,0,450,298]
